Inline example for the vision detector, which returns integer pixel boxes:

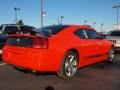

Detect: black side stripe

[85,53,108,59]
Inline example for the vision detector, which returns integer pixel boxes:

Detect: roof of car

[0,24,34,27]
[44,24,92,28]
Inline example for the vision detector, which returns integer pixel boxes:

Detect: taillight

[33,37,48,49]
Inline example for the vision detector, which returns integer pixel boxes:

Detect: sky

[0,0,120,32]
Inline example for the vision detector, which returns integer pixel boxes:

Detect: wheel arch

[67,49,79,60]
[110,44,115,51]
[57,48,79,72]
[63,48,80,65]
[111,45,114,49]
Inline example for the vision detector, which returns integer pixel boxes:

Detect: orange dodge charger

[2,25,114,79]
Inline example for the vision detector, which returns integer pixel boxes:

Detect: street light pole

[14,7,20,24]
[113,5,120,30]
[41,0,44,28]
[101,23,104,33]
[60,16,64,24]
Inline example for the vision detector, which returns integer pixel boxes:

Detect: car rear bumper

[2,45,62,72]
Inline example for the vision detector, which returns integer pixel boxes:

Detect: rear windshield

[108,31,120,36]
[34,25,69,35]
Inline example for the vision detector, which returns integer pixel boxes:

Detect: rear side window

[74,29,86,39]
[3,26,19,34]
[85,29,99,39]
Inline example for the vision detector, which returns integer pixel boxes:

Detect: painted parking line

[0,63,6,66]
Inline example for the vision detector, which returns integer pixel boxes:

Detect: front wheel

[108,47,115,63]
[57,51,78,79]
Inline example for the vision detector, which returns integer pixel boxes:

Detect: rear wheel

[57,51,78,79]
[108,47,115,63]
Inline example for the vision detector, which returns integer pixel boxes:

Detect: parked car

[2,25,114,79]
[0,24,35,55]
[0,33,7,55]
[106,30,120,51]
[0,24,35,35]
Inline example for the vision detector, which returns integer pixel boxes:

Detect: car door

[74,29,97,67]
[85,29,103,64]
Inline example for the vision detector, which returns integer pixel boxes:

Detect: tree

[17,19,24,25]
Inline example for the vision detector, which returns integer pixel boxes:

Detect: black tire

[57,51,78,79]
[108,47,115,63]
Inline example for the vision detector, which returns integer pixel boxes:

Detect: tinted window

[0,26,3,30]
[3,26,19,34]
[86,29,99,39]
[20,26,35,31]
[74,29,86,39]
[108,31,120,36]
[34,25,69,35]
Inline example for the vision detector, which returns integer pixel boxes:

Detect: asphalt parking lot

[0,54,120,90]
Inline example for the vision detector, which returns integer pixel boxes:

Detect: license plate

[0,50,2,54]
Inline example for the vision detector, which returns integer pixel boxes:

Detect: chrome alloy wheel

[64,54,78,77]
[109,48,114,62]
[57,51,78,79]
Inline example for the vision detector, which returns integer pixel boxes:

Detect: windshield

[34,25,69,36]
[108,31,120,36]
